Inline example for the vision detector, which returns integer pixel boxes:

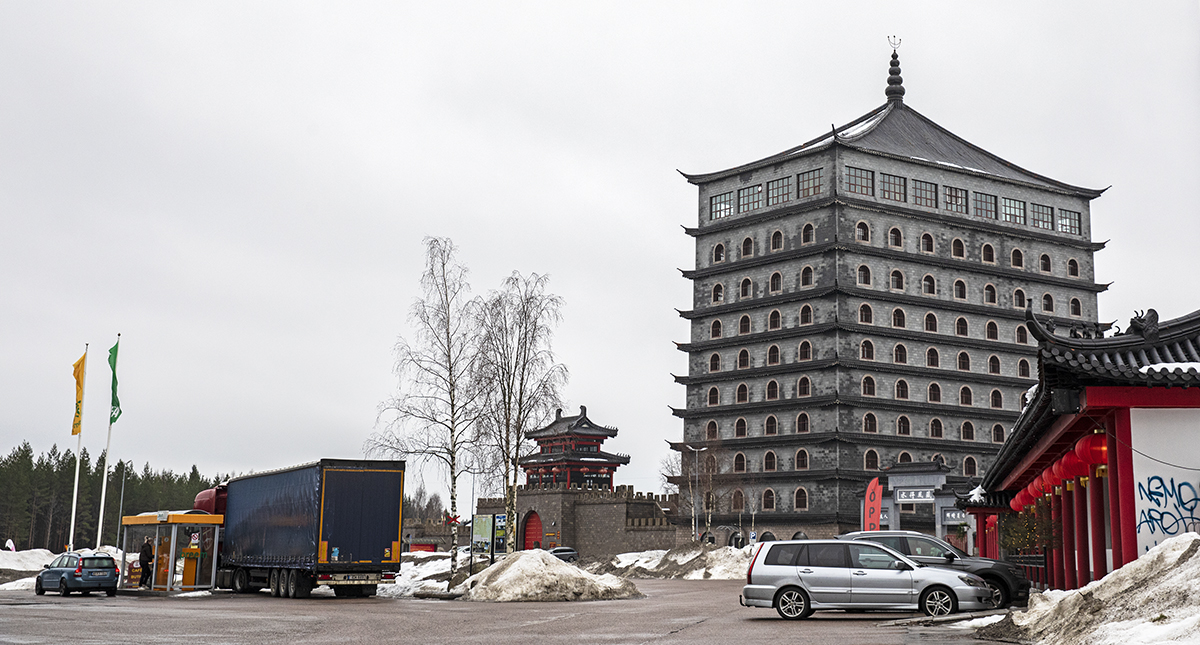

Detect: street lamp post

[685,445,707,541]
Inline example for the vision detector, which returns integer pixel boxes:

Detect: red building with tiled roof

[520,406,630,490]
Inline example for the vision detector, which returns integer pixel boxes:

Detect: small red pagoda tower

[520,406,629,490]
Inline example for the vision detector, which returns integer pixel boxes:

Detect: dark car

[35,552,119,597]
[837,530,1029,607]
[547,547,578,563]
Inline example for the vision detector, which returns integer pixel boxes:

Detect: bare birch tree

[366,237,483,579]
[474,272,567,553]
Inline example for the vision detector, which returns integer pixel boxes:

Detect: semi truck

[193,459,405,598]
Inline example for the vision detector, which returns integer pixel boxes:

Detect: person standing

[138,537,154,589]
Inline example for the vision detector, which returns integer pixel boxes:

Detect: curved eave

[1027,306,1200,353]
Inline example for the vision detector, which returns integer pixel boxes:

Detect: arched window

[1040,254,1051,272]
[893,344,908,364]
[1011,249,1024,268]
[960,386,973,406]
[802,223,814,244]
[897,415,911,435]
[888,227,903,247]
[769,272,782,293]
[860,339,875,360]
[1018,359,1031,378]
[1070,298,1082,316]
[709,353,721,372]
[982,244,995,263]
[1013,289,1026,309]
[898,451,913,463]
[932,454,946,466]
[922,275,936,295]
[927,347,939,367]
[771,230,783,251]
[859,303,873,324]
[1042,293,1054,313]
[796,449,810,469]
[764,451,777,471]
[769,310,781,330]
[712,284,724,303]
[1068,259,1080,277]
[957,351,971,371]
[732,489,745,512]
[892,308,906,328]
[739,315,751,334]
[796,413,810,433]
[766,380,779,400]
[713,244,725,263]
[930,418,944,438]
[735,418,747,437]
[988,355,1001,374]
[895,380,909,399]
[991,390,1003,409]
[800,305,813,325]
[857,265,872,285]
[798,341,812,361]
[737,349,750,369]
[953,280,967,299]
[921,233,934,253]
[865,449,880,470]
[964,456,978,477]
[765,415,778,435]
[801,266,814,286]
[952,239,965,258]
[986,321,999,340]
[762,489,776,511]
[710,319,722,339]
[767,345,780,365]
[890,270,905,290]
[984,284,997,304]
[956,318,969,336]
[925,313,938,332]
[856,222,870,242]
[794,488,809,510]
[928,383,942,403]
[740,278,752,298]
[962,421,975,441]
[796,377,811,397]
[734,453,746,472]
[992,424,1006,443]
[736,384,749,404]
[706,420,718,440]
[862,376,876,397]
[704,454,716,473]
[741,237,754,258]
[1016,326,1029,344]
[863,413,877,433]
[707,387,719,406]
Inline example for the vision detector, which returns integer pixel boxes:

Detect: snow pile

[458,550,640,602]
[948,614,1005,629]
[375,551,496,598]
[0,548,56,571]
[977,533,1200,645]
[588,542,752,580]
[0,576,37,591]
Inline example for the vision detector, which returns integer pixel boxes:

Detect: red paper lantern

[1076,433,1108,465]
[1010,497,1023,512]
[1044,465,1063,487]
[1062,450,1089,479]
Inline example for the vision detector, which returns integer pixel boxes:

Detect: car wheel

[59,580,70,596]
[983,579,1009,608]
[774,587,812,620]
[106,588,116,597]
[920,586,958,617]
[232,568,249,594]
[35,578,44,596]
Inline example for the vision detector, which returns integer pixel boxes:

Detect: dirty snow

[0,548,56,571]
[0,576,37,591]
[375,551,495,598]
[588,542,752,580]
[174,590,211,598]
[458,550,640,602]
[978,532,1200,645]
[948,614,1005,629]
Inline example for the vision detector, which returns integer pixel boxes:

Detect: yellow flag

[72,352,86,435]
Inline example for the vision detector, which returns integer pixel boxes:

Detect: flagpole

[68,344,87,553]
[96,333,120,549]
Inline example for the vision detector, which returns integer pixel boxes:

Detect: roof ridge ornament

[885,37,905,104]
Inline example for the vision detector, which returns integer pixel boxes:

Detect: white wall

[1129,409,1200,554]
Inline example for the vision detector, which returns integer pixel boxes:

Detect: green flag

[108,336,121,424]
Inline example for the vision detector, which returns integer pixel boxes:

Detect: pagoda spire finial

[885,37,905,104]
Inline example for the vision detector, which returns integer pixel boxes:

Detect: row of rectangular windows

[846,166,1083,235]
[710,169,823,220]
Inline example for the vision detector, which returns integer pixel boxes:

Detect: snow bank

[0,576,37,591]
[977,533,1200,645]
[0,548,56,571]
[459,550,640,602]
[375,551,491,598]
[588,542,752,580]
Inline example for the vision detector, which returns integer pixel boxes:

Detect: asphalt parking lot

[0,579,987,644]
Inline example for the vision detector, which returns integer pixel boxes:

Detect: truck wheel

[361,584,377,598]
[232,568,249,594]
[293,573,312,599]
[284,570,297,598]
[269,569,280,597]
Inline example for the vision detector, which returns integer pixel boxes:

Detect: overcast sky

[2,2,1198,508]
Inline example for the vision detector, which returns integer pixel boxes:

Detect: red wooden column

[1050,493,1063,589]
[1115,408,1139,564]
[1106,426,1124,569]
[1062,484,1077,589]
[1075,476,1090,585]
[974,513,986,556]
[1090,465,1107,580]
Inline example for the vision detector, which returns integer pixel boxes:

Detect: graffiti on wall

[1136,476,1200,540]
[1130,408,1200,553]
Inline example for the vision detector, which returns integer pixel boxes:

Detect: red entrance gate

[523,512,542,550]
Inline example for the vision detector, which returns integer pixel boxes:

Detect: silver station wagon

[740,539,992,619]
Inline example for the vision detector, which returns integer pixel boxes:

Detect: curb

[879,608,1008,627]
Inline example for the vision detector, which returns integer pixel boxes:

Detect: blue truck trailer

[195,459,405,598]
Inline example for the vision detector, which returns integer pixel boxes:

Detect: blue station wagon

[35,552,119,597]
